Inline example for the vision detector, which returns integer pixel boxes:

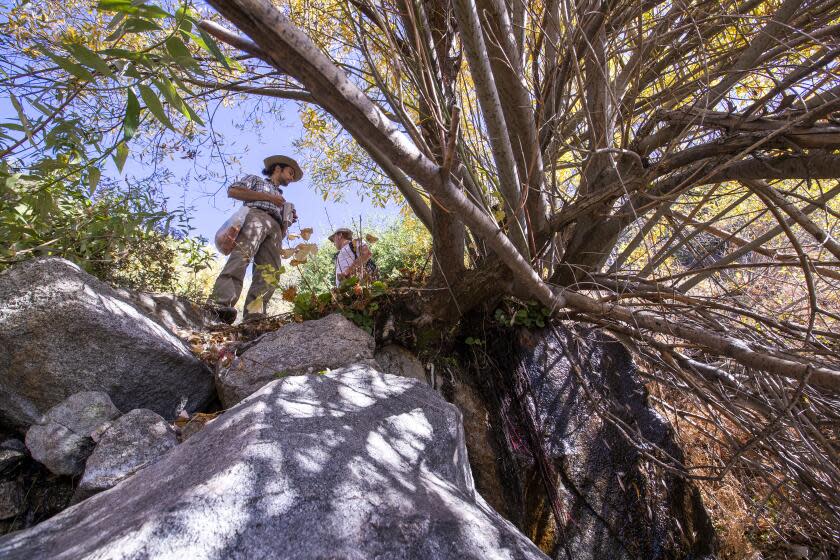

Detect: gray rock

[0,440,26,473]
[114,289,215,334]
[485,326,717,559]
[25,392,121,476]
[375,344,427,385]
[0,480,24,520]
[0,363,548,560]
[75,409,177,501]
[215,313,376,407]
[0,257,216,430]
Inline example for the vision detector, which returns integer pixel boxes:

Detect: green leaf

[139,84,174,130]
[65,44,114,78]
[156,78,204,125]
[192,29,231,70]
[153,78,186,115]
[124,90,140,140]
[106,11,127,30]
[42,50,94,81]
[113,142,129,173]
[29,99,54,116]
[97,0,137,13]
[122,18,161,34]
[174,5,195,31]
[138,5,170,19]
[100,47,139,60]
[9,93,33,144]
[183,102,205,126]
[88,167,101,194]
[165,36,198,68]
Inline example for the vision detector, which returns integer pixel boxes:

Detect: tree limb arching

[202,0,840,393]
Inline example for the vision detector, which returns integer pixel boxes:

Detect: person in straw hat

[329,227,374,288]
[207,155,303,324]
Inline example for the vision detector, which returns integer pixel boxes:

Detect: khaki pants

[210,208,284,316]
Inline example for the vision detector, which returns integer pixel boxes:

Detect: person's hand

[269,193,286,206]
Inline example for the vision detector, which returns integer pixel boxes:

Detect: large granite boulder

[113,289,216,334]
[475,325,717,559]
[0,258,216,430]
[0,364,548,560]
[75,409,177,501]
[215,313,376,407]
[25,392,121,476]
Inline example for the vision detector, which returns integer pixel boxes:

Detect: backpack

[336,240,378,281]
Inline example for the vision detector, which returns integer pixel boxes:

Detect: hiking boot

[206,304,237,325]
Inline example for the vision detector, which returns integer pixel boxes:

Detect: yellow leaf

[287,233,300,240]
[281,248,296,258]
[300,227,313,240]
[365,233,378,244]
[246,296,263,315]
[282,286,298,301]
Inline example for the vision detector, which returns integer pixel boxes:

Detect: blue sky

[0,92,400,249]
[115,99,400,247]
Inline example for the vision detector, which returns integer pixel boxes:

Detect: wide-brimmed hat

[263,155,303,182]
[328,227,353,242]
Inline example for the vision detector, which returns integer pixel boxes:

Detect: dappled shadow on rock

[0,364,548,560]
[469,324,716,560]
[0,258,215,431]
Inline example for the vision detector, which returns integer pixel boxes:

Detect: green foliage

[494,300,552,329]
[0,165,212,294]
[296,240,338,294]
[292,277,390,334]
[368,216,431,282]
[294,216,431,292]
[0,1,233,296]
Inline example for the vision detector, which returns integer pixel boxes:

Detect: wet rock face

[0,258,216,431]
[0,435,74,535]
[0,364,548,560]
[511,326,717,560]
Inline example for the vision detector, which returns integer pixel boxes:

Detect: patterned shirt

[334,240,370,287]
[229,174,284,223]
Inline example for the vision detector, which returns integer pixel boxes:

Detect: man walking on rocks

[207,155,303,324]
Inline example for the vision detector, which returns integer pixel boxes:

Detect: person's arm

[228,186,285,206]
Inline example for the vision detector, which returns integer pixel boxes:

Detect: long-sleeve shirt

[229,174,284,224]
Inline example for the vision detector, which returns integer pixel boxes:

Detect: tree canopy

[1,0,839,547]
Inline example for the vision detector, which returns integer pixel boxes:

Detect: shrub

[0,168,212,295]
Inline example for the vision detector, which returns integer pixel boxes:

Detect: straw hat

[263,155,303,182]
[328,227,353,242]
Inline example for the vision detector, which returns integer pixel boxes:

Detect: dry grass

[646,380,834,560]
